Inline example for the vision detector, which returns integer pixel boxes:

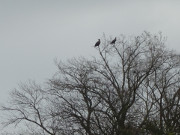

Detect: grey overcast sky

[1,0,180,132]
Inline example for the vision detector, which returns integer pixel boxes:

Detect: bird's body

[110,37,116,44]
[94,39,100,47]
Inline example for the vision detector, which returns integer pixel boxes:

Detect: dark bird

[133,70,137,74]
[94,39,100,47]
[110,37,116,44]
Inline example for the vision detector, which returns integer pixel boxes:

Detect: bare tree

[1,81,60,135]
[2,32,180,135]
[143,50,180,134]
[48,32,180,134]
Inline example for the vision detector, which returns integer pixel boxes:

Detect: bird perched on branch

[94,39,100,47]
[110,37,116,44]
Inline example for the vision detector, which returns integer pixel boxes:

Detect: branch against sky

[1,32,180,135]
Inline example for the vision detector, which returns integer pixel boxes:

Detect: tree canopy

[1,32,180,135]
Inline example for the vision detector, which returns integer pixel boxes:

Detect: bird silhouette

[94,39,100,47]
[110,37,116,44]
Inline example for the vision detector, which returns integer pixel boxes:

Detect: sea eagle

[94,39,100,47]
[110,37,116,44]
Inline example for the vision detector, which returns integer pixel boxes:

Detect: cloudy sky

[1,0,180,132]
